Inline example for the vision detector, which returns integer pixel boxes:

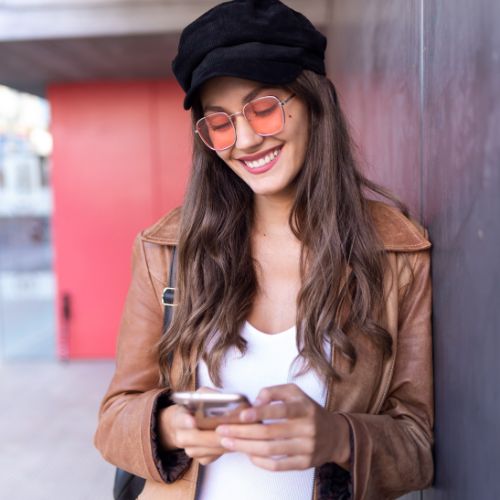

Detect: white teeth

[243,148,281,169]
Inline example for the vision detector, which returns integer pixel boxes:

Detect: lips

[237,146,283,175]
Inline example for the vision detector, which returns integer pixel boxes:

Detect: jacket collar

[141,201,431,252]
[367,200,431,251]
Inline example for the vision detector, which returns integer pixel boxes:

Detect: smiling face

[198,76,310,201]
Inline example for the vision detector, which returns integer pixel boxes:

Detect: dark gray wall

[327,1,422,215]
[422,1,500,498]
[327,0,500,499]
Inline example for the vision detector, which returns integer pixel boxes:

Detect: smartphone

[172,391,251,430]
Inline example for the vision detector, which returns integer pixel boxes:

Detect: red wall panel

[49,80,191,358]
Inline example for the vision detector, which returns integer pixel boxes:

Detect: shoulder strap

[161,246,177,334]
[112,248,177,500]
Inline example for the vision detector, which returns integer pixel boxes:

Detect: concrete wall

[326,0,500,498]
[0,0,328,41]
[0,0,329,95]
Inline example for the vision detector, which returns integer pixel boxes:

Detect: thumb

[196,386,221,394]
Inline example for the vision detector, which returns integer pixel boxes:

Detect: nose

[233,114,264,151]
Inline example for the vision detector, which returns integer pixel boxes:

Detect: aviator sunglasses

[195,94,296,151]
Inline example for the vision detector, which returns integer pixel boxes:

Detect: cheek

[290,123,310,157]
[286,108,309,149]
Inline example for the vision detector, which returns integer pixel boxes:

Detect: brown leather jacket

[94,200,434,500]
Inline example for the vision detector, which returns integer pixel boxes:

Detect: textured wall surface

[327,0,422,215]
[327,0,500,498]
[422,0,500,498]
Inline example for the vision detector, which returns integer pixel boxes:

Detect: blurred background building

[0,1,499,499]
[0,86,53,358]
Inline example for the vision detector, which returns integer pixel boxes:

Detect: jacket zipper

[312,467,318,500]
[193,461,202,500]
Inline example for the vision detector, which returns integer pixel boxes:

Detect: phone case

[172,392,251,430]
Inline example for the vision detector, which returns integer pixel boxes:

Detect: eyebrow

[203,85,279,113]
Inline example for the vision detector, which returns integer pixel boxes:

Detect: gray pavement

[0,360,116,500]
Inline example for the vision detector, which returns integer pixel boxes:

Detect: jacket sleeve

[338,249,434,499]
[93,234,191,483]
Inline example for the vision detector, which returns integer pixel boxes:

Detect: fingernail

[240,409,256,422]
[184,416,194,428]
[220,438,234,449]
[254,398,264,407]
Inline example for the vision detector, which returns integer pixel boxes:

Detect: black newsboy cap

[172,0,327,109]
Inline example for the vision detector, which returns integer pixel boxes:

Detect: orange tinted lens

[197,113,235,150]
[245,97,283,135]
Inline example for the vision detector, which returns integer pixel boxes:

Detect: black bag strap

[113,246,177,500]
[161,246,177,334]
[113,468,145,500]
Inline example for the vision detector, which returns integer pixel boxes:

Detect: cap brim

[183,57,302,110]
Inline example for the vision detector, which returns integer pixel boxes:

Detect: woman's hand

[215,383,351,471]
[159,387,228,466]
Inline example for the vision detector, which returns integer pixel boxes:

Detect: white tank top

[196,321,331,500]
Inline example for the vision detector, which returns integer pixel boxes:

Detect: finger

[239,401,310,423]
[172,408,196,429]
[250,455,312,472]
[255,384,307,406]
[217,420,308,440]
[196,386,221,394]
[196,454,226,466]
[176,429,226,449]
[220,437,306,457]
[184,447,227,458]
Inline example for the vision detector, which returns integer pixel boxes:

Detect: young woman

[95,1,434,499]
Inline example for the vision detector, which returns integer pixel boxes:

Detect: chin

[247,180,295,198]
[228,159,301,198]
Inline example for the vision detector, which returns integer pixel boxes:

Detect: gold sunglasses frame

[195,94,296,151]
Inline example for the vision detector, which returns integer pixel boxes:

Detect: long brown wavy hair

[158,70,408,390]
